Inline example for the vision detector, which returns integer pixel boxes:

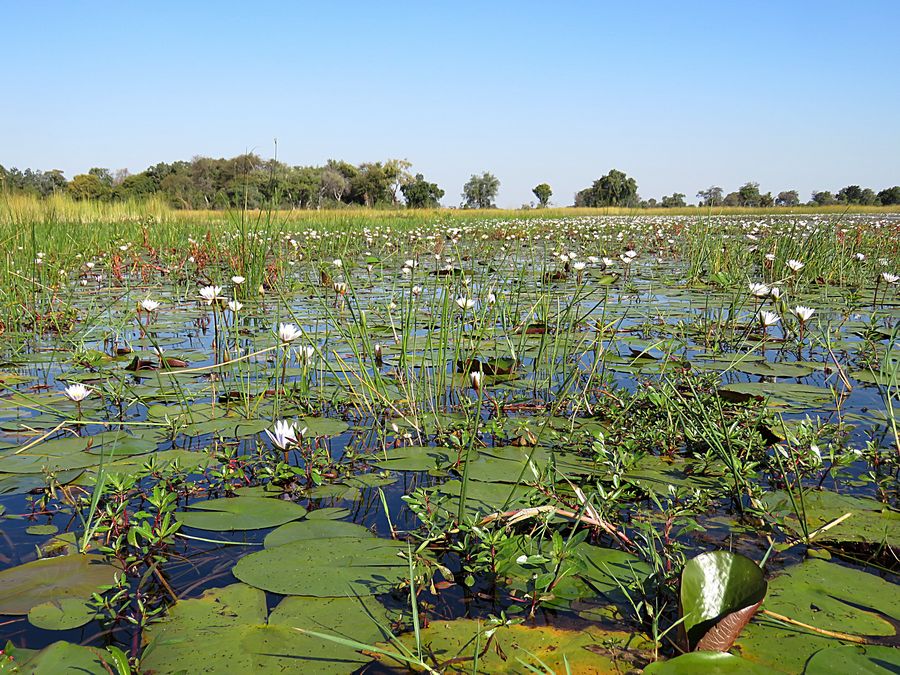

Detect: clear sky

[2,1,898,207]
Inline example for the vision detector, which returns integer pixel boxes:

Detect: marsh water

[0,214,897,672]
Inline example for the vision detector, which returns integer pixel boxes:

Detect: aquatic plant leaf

[177,496,306,531]
[28,598,98,630]
[233,536,407,596]
[735,559,899,672]
[0,554,118,615]
[143,583,392,674]
[264,520,373,548]
[18,641,113,674]
[297,416,350,437]
[764,490,899,549]
[644,651,772,674]
[718,383,833,408]
[372,445,455,472]
[378,618,654,673]
[803,644,900,674]
[680,551,767,651]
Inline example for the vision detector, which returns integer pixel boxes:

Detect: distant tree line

[573,171,899,208]
[0,155,445,209]
[1,157,897,209]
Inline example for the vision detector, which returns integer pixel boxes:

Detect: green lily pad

[735,559,899,672]
[372,445,455,472]
[233,535,407,596]
[142,583,393,674]
[378,618,654,673]
[28,598,98,630]
[18,641,113,674]
[764,490,899,549]
[644,651,772,674]
[177,496,307,531]
[0,554,118,615]
[25,524,58,536]
[264,520,373,548]
[803,644,900,674]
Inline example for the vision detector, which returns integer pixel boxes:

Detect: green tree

[401,173,444,208]
[462,172,500,209]
[576,169,639,207]
[737,181,761,207]
[532,183,552,207]
[68,173,109,201]
[877,186,900,205]
[696,186,724,206]
[810,190,836,206]
[776,190,800,207]
[661,192,686,208]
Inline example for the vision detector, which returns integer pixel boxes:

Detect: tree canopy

[461,172,500,209]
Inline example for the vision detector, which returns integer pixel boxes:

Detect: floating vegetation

[0,208,897,672]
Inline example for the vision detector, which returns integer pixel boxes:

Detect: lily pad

[233,535,407,597]
[644,651,772,674]
[18,641,113,674]
[803,644,900,674]
[377,618,654,673]
[177,496,307,531]
[0,554,118,615]
[142,583,393,674]
[735,559,899,672]
[764,490,899,550]
[28,598,98,630]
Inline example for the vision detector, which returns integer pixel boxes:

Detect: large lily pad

[0,554,118,615]
[142,583,393,674]
[233,534,407,596]
[735,559,899,672]
[17,641,113,674]
[644,651,772,674]
[764,490,899,550]
[376,618,654,673]
[803,644,900,674]
[177,496,307,531]
[27,598,98,630]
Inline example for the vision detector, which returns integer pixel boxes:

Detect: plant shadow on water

[0,210,897,672]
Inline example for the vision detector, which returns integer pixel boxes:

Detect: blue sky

[2,1,898,206]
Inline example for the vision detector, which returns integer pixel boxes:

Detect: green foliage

[402,173,445,208]
[461,171,500,208]
[532,182,552,207]
[575,169,639,207]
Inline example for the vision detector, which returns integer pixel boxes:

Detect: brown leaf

[695,600,762,652]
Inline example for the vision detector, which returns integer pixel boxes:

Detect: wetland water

[0,213,897,672]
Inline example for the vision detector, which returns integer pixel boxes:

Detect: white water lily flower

[470,370,483,392]
[456,297,476,310]
[572,262,587,272]
[333,282,348,295]
[853,253,865,262]
[64,383,91,402]
[624,250,638,259]
[298,345,315,363]
[619,254,633,265]
[140,298,160,312]
[231,275,246,285]
[411,285,422,297]
[792,305,815,323]
[332,259,343,268]
[759,311,780,327]
[265,420,298,450]
[881,272,899,284]
[786,259,805,272]
[199,285,223,305]
[486,292,496,305]
[278,322,302,343]
[601,257,615,267]
[227,300,243,312]
[749,282,770,298]
[764,253,776,262]
[769,286,782,300]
